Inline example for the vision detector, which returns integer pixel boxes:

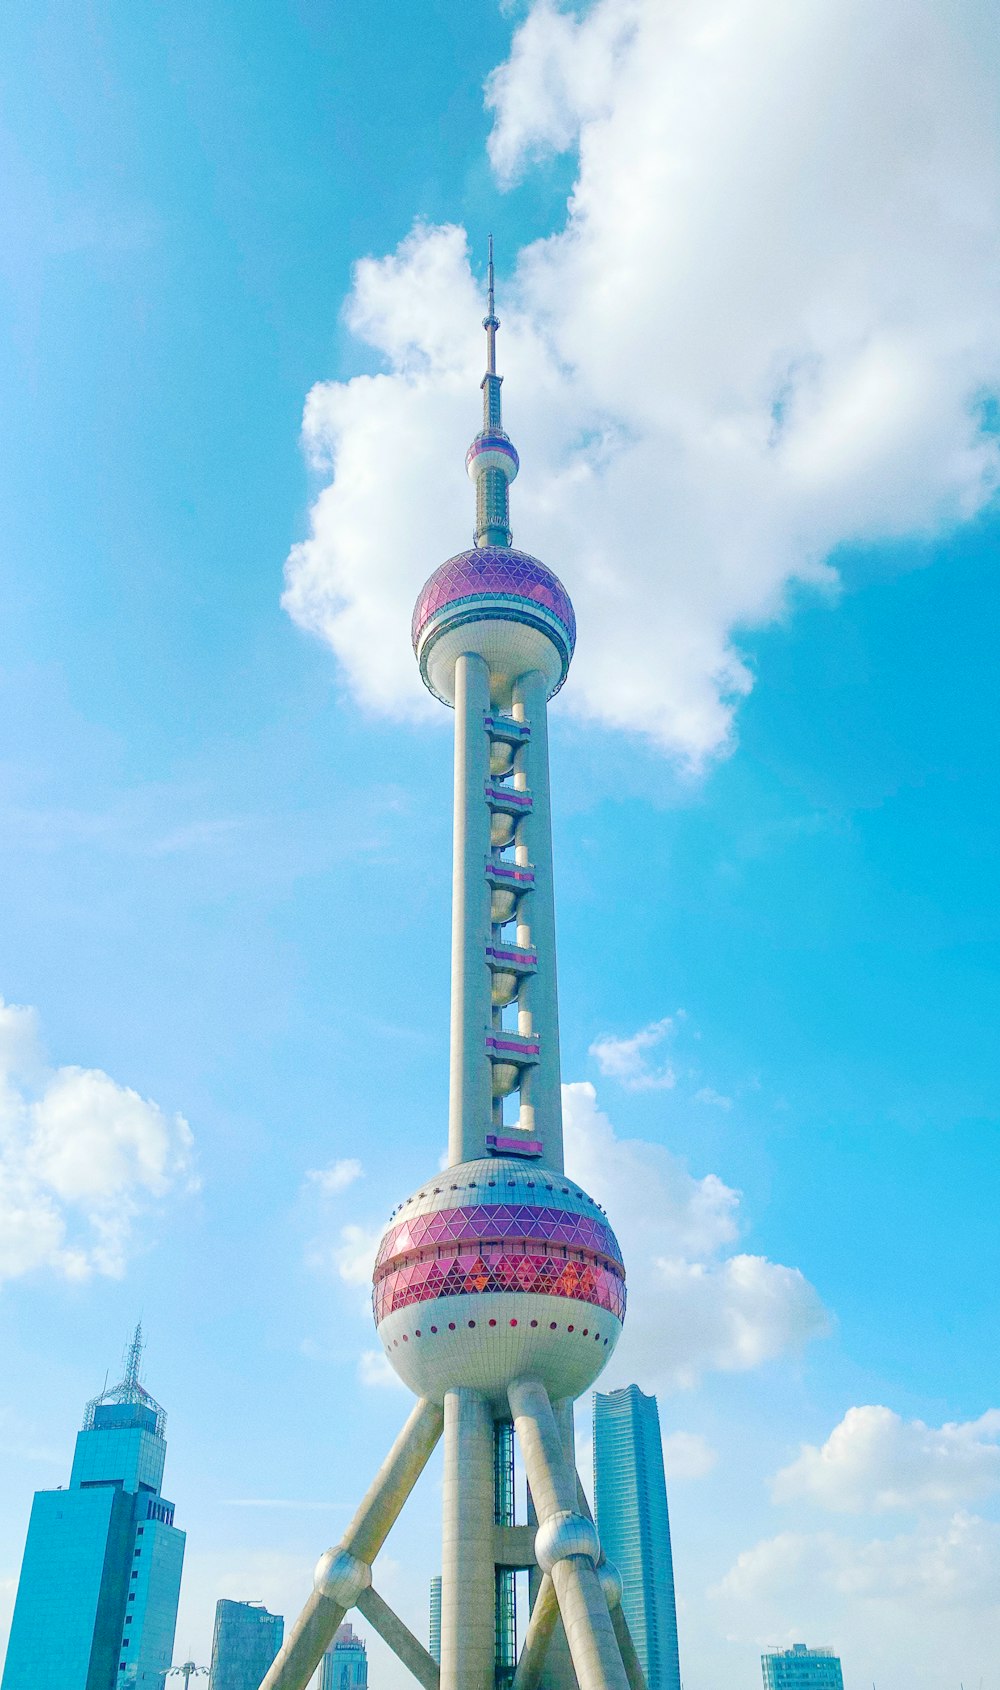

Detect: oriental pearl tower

[262,245,644,1690]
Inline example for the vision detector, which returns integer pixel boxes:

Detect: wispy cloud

[590,1016,679,1090]
[306,1158,364,1195]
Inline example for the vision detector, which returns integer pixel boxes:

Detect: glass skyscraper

[593,1384,682,1690]
[208,1601,283,1690]
[762,1644,845,1690]
[319,1623,368,1690]
[1,1326,185,1690]
[428,1576,442,1665]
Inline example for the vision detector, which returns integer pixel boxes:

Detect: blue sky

[1,1,999,1686]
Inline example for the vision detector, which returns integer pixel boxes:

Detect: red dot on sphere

[415,1330,421,1337]
[583,1329,589,1336]
[568,1325,574,1332]
[431,1326,438,1333]
[510,1318,518,1327]
[489,1318,497,1327]
[402,1335,408,1342]
[448,1322,456,1330]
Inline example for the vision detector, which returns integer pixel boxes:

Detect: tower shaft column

[441,1389,496,1690]
[450,652,494,1166]
[512,669,563,1170]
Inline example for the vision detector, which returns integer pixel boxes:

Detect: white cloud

[359,1349,406,1390]
[694,1086,733,1110]
[590,1017,678,1090]
[563,1079,738,1259]
[332,1223,381,1289]
[773,1404,1000,1514]
[563,1081,828,1387]
[307,1157,364,1195]
[283,0,1000,764]
[663,1429,718,1481]
[0,998,193,1285]
[713,1513,1000,1687]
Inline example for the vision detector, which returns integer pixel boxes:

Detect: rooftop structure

[261,245,644,1690]
[1,1325,185,1690]
[762,1645,845,1690]
[319,1622,368,1690]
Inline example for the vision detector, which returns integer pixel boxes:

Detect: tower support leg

[440,1388,496,1690]
[509,1380,628,1690]
[513,1574,560,1690]
[259,1397,444,1690]
[610,1608,649,1690]
[525,1399,578,1690]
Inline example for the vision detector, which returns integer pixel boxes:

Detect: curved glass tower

[595,1387,681,1690]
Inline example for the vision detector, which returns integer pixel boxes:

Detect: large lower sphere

[372,1157,625,1407]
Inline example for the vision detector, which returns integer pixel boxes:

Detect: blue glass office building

[208,1600,284,1690]
[594,1384,682,1690]
[1,1328,185,1690]
[762,1644,845,1690]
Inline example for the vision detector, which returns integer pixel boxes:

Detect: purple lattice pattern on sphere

[374,1204,623,1272]
[411,548,576,653]
[373,1248,626,1324]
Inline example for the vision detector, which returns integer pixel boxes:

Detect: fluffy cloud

[284,0,1000,763]
[662,1429,718,1481]
[307,1157,364,1195]
[590,1016,678,1090]
[563,1081,828,1387]
[773,1404,1000,1513]
[713,1513,1000,1686]
[0,999,193,1285]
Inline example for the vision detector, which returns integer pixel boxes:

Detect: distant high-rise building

[1,1325,185,1690]
[762,1644,844,1690]
[594,1384,682,1690]
[428,1576,442,1665]
[208,1601,283,1690]
[319,1623,367,1690]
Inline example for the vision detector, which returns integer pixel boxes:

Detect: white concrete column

[511,669,563,1170]
[513,1574,560,1690]
[525,1400,578,1690]
[356,1586,440,1690]
[441,1389,496,1690]
[509,1380,629,1690]
[261,1398,444,1690]
[449,651,494,1166]
[610,1608,649,1690]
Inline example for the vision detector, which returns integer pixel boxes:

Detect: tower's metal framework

[262,245,646,1690]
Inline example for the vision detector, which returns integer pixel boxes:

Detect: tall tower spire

[264,244,639,1690]
[123,1320,144,1393]
[466,237,519,549]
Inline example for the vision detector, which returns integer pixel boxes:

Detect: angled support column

[509,1379,629,1690]
[610,1608,648,1690]
[356,1586,440,1690]
[260,1397,444,1690]
[512,1573,560,1690]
